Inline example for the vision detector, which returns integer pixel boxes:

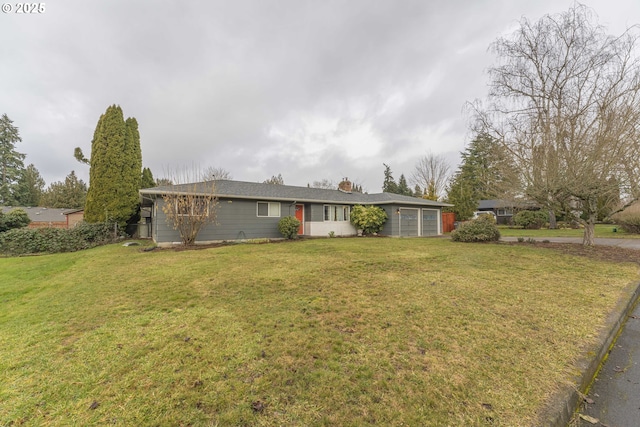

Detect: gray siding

[150,197,444,243]
[308,204,324,222]
[379,205,397,236]
[154,198,289,243]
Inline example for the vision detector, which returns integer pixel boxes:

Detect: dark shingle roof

[0,206,70,223]
[141,179,451,207]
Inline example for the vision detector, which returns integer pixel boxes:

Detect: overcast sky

[2,0,639,193]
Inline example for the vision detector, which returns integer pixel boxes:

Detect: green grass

[1,238,638,426]
[498,223,640,238]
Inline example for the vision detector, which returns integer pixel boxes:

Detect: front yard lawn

[1,238,638,426]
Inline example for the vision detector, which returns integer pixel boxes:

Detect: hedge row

[0,222,121,256]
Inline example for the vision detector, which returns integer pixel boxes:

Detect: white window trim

[323,205,350,222]
[175,197,210,217]
[257,201,281,217]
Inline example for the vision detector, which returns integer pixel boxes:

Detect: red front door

[295,204,304,235]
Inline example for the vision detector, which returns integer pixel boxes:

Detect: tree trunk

[548,210,557,229]
[582,212,596,246]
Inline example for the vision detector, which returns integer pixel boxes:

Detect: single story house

[0,206,84,229]
[477,200,515,225]
[140,179,452,246]
[477,199,539,224]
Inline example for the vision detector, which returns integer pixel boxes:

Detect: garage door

[422,209,438,236]
[399,208,419,237]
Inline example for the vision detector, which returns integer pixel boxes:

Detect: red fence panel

[442,212,455,233]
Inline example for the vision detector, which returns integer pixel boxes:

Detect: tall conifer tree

[84,105,142,225]
[42,171,87,209]
[14,164,45,206]
[141,167,155,189]
[0,114,26,205]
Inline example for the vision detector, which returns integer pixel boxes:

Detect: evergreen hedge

[0,221,121,256]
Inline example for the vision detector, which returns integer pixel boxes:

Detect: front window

[176,197,209,217]
[257,202,280,217]
[324,205,350,221]
[497,208,513,216]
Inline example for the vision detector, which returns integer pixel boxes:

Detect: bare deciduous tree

[310,179,335,190]
[202,166,232,181]
[161,167,218,245]
[264,174,284,185]
[411,152,451,201]
[473,4,640,245]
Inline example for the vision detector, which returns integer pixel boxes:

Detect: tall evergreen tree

[141,167,155,189]
[382,163,398,193]
[397,174,412,196]
[14,164,45,206]
[84,105,142,225]
[445,133,517,220]
[42,171,87,209]
[0,114,26,205]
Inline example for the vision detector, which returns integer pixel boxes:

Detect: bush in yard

[278,216,301,240]
[513,210,548,229]
[0,208,31,232]
[350,205,387,235]
[451,215,501,242]
[613,212,640,234]
[0,221,120,256]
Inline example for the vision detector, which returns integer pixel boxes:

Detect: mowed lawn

[1,238,638,426]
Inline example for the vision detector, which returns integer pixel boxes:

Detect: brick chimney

[338,177,352,193]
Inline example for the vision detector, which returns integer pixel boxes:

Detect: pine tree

[84,105,142,225]
[382,163,398,193]
[14,164,45,206]
[41,171,87,209]
[445,133,516,220]
[141,167,155,189]
[397,174,412,196]
[0,114,26,205]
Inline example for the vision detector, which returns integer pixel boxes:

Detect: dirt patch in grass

[502,242,640,265]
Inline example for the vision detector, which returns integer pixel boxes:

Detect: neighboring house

[477,199,539,224]
[477,200,516,225]
[0,207,84,229]
[64,209,85,228]
[140,179,452,246]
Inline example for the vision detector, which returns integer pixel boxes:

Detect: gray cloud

[2,0,638,192]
